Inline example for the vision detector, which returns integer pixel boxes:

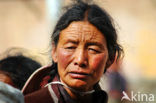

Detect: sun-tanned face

[0,71,14,86]
[52,21,108,92]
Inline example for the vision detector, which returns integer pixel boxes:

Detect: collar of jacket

[22,65,52,95]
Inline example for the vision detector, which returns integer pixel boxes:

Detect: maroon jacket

[22,65,108,103]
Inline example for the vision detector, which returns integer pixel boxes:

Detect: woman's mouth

[68,72,90,79]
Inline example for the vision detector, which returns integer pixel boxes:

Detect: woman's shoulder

[24,86,55,103]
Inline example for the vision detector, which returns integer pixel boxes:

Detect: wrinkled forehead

[60,21,105,42]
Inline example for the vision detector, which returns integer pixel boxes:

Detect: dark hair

[51,1,123,72]
[0,55,41,90]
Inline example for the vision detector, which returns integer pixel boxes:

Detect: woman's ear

[105,59,112,69]
[104,58,113,73]
[51,44,58,63]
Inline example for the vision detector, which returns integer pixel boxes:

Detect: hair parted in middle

[51,0,123,72]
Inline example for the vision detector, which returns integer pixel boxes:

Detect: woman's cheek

[57,48,73,69]
[91,53,108,73]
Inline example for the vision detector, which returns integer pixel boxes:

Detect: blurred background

[0,0,156,102]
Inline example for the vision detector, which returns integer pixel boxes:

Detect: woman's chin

[61,76,92,91]
[66,79,91,91]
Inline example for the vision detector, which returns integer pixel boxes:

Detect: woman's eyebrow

[86,42,105,48]
[63,39,79,44]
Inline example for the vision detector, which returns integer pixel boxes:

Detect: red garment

[40,75,51,88]
[24,75,62,103]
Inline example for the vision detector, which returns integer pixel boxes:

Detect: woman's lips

[68,72,90,79]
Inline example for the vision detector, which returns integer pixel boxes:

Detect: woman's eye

[65,46,76,49]
[88,48,100,53]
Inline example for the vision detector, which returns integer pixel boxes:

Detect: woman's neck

[65,87,93,103]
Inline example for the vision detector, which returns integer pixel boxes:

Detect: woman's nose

[74,48,88,68]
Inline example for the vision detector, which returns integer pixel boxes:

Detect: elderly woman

[22,1,123,103]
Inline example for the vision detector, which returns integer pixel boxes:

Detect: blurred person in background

[106,56,128,103]
[0,81,24,103]
[22,0,123,103]
[0,55,41,90]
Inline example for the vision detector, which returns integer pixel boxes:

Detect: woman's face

[52,21,108,91]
